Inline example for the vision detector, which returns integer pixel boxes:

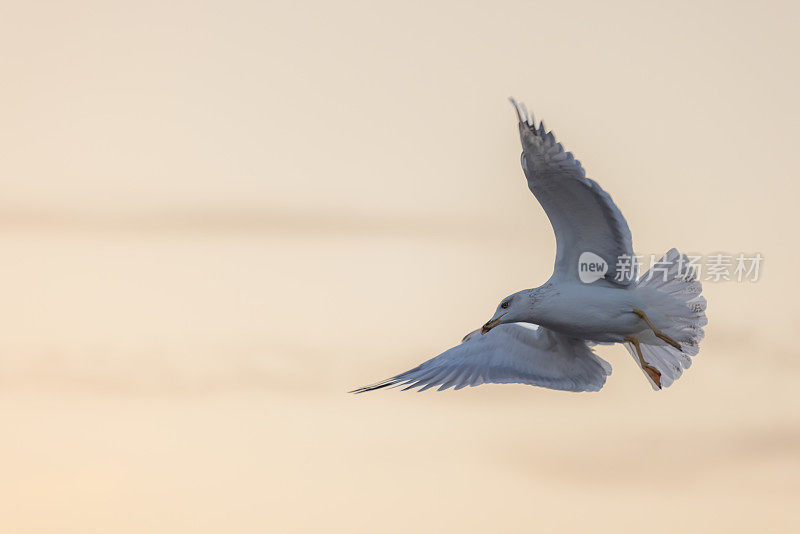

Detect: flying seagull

[352,99,707,393]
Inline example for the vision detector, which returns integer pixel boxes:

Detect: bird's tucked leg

[633,309,682,351]
[624,335,662,389]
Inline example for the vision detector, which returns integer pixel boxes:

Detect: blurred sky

[0,1,798,532]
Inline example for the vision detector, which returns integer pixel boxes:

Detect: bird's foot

[625,335,662,390]
[632,309,682,351]
[642,362,662,389]
[654,330,682,351]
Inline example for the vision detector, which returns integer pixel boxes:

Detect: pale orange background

[1,1,798,532]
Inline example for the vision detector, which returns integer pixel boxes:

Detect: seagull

[352,98,707,393]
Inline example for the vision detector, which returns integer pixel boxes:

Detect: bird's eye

[501,301,510,309]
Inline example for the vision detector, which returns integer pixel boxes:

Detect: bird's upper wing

[510,98,635,286]
[350,323,611,393]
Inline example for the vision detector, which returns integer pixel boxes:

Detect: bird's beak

[481,313,506,334]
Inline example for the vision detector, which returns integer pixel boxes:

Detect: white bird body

[531,283,648,343]
[352,98,707,393]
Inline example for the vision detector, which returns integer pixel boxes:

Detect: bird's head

[481,290,537,334]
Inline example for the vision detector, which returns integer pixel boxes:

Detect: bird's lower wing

[351,323,611,393]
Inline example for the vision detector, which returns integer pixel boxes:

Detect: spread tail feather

[626,248,707,390]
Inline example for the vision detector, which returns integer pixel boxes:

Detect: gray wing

[510,98,635,286]
[350,323,612,393]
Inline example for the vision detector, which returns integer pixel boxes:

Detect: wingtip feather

[508,96,525,124]
[509,97,541,130]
